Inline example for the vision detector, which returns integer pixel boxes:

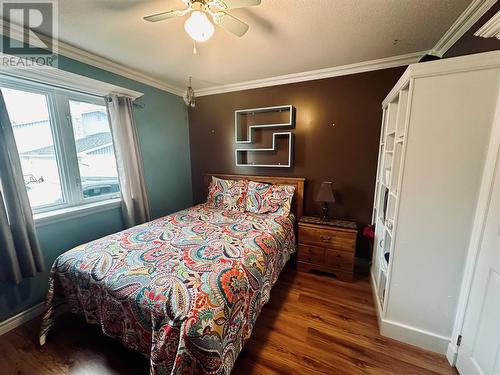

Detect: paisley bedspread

[40,204,295,374]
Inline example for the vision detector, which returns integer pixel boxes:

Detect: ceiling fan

[144,0,261,42]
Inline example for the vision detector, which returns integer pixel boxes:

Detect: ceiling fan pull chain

[193,40,197,54]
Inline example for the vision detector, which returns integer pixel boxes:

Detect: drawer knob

[320,235,331,242]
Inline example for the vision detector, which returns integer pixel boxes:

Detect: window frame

[0,75,121,215]
[58,91,122,207]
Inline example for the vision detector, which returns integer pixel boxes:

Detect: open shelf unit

[234,104,295,167]
[371,83,409,312]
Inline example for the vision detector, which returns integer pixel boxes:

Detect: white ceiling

[54,0,471,91]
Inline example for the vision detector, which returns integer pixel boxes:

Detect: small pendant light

[183,76,195,108]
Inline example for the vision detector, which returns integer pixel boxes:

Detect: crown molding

[0,56,144,99]
[56,41,185,96]
[6,4,489,101]
[195,51,426,97]
[474,9,500,39]
[429,0,497,57]
[1,19,423,99]
[0,20,185,96]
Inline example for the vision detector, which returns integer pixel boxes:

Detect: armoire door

[456,116,500,375]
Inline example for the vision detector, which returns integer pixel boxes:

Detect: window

[68,100,120,200]
[1,75,120,214]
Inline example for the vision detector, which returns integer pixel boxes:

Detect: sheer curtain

[106,95,150,228]
[0,91,44,284]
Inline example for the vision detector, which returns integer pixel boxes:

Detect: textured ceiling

[53,0,471,90]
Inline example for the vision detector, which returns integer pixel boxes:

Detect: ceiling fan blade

[144,9,189,22]
[209,0,261,10]
[211,11,249,37]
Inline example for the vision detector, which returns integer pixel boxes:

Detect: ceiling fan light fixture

[184,11,215,42]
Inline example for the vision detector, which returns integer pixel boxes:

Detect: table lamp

[316,181,336,220]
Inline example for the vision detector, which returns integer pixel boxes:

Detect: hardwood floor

[0,267,456,375]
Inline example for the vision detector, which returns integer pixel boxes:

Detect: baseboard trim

[0,302,45,336]
[446,343,459,366]
[380,318,451,354]
[369,269,451,355]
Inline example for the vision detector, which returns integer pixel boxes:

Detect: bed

[39,174,305,375]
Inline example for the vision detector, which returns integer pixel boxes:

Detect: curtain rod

[104,95,144,108]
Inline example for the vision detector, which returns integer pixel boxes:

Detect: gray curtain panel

[106,96,151,228]
[0,91,44,284]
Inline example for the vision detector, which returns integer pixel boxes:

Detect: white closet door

[456,108,500,375]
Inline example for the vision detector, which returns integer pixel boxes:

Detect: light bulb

[184,11,215,42]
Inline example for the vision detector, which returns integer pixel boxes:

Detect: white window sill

[34,198,122,228]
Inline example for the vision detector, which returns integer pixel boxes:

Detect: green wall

[0,42,193,321]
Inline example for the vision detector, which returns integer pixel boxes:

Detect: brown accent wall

[188,67,405,228]
[444,2,500,58]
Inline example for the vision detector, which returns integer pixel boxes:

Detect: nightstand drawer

[297,244,324,264]
[299,226,355,250]
[324,248,354,270]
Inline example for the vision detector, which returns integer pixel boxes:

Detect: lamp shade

[184,11,215,42]
[316,181,336,203]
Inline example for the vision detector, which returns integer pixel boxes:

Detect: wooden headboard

[203,174,305,220]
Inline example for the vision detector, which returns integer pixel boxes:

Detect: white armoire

[371,51,500,355]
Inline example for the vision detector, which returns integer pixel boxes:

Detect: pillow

[207,176,248,212]
[245,181,295,216]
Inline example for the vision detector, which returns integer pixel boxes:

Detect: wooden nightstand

[297,216,358,282]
